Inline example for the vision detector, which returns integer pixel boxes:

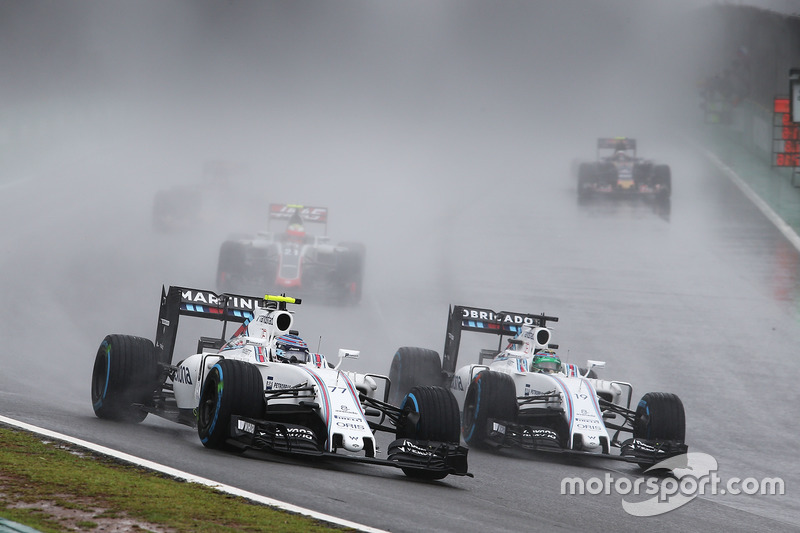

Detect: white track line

[699,146,800,253]
[0,415,388,533]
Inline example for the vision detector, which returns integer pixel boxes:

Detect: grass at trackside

[0,426,350,533]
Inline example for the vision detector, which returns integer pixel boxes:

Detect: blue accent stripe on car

[200,364,224,444]
[340,373,366,417]
[298,367,332,450]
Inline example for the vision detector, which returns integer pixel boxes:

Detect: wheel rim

[91,343,111,407]
[198,378,221,436]
[462,381,480,441]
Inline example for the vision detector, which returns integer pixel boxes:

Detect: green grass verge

[0,426,350,532]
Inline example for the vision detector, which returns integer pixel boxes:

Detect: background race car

[574,137,671,202]
[90,286,469,480]
[152,160,252,232]
[388,304,688,469]
[216,204,365,305]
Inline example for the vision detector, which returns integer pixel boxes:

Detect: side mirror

[584,360,606,377]
[335,349,360,370]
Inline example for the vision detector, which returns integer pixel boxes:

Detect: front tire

[388,347,442,406]
[461,371,517,447]
[91,334,158,423]
[197,359,264,449]
[633,392,685,468]
[633,392,685,442]
[396,386,461,480]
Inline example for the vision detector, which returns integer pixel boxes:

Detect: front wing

[228,415,471,477]
[484,418,687,466]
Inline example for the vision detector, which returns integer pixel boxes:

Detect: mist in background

[0,1,724,394]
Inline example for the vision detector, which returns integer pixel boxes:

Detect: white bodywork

[450,325,630,453]
[170,304,378,453]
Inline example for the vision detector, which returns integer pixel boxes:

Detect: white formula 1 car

[388,305,687,468]
[90,286,469,480]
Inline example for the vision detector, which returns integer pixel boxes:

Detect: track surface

[1,134,798,532]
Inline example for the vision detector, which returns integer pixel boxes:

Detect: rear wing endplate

[442,305,558,376]
[154,286,264,366]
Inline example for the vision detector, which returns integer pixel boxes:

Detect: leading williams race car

[574,137,671,202]
[90,286,469,480]
[216,204,365,305]
[388,305,687,469]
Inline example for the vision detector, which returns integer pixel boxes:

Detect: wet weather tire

[197,359,264,450]
[633,391,685,447]
[462,370,517,447]
[388,347,442,406]
[654,165,671,199]
[396,385,461,480]
[91,334,158,423]
[217,240,248,293]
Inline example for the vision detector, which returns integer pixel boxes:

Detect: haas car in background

[389,305,687,469]
[575,138,671,202]
[217,204,365,304]
[90,286,469,480]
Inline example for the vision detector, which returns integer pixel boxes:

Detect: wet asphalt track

[1,133,799,533]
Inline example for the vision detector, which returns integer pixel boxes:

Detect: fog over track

[2,2,798,532]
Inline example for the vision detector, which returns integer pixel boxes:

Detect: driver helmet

[274,334,309,363]
[531,349,561,374]
[286,223,306,242]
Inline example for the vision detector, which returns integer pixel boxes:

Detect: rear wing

[597,137,636,151]
[153,286,276,366]
[268,203,328,233]
[442,305,558,376]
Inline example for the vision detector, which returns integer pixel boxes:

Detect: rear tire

[91,334,158,423]
[388,347,442,405]
[396,385,461,480]
[461,371,517,447]
[654,164,671,199]
[336,242,366,305]
[197,359,265,449]
[217,240,248,293]
[577,163,595,201]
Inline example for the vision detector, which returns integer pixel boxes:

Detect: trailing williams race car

[90,286,469,480]
[575,137,671,201]
[388,305,687,469]
[217,204,365,305]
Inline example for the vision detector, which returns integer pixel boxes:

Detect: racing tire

[217,240,248,293]
[461,370,517,447]
[396,385,461,480]
[577,163,595,202]
[653,165,671,200]
[388,347,443,406]
[91,334,159,423]
[633,392,685,468]
[336,242,366,305]
[197,359,265,450]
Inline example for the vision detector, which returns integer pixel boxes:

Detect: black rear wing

[597,137,636,150]
[442,305,558,376]
[154,286,265,366]
[267,203,329,235]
